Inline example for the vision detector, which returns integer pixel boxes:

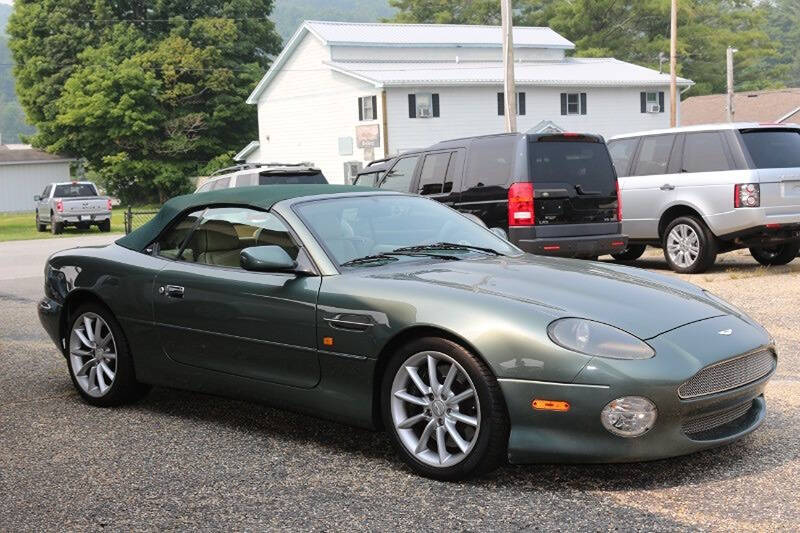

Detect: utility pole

[726,46,738,122]
[501,0,517,132]
[669,0,678,127]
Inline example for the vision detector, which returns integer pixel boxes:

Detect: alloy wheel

[69,312,117,398]
[666,223,700,268]
[390,351,481,468]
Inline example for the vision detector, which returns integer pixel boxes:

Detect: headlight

[601,396,657,437]
[547,318,655,359]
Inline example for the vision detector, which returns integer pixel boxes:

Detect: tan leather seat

[191,220,242,267]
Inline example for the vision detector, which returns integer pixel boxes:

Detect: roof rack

[365,157,393,167]
[208,161,316,177]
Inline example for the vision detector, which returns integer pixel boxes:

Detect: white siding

[330,45,564,63]
[256,34,381,183]
[386,86,676,153]
[0,162,72,213]
[244,144,263,164]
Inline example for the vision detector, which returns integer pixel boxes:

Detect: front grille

[678,349,775,399]
[682,400,753,436]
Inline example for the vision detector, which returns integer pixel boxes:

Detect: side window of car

[681,132,731,173]
[380,156,419,192]
[417,152,453,195]
[608,138,639,177]
[155,209,205,261]
[234,173,258,187]
[464,137,515,188]
[634,134,676,176]
[41,185,51,198]
[211,177,231,190]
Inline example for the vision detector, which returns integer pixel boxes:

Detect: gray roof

[304,20,575,49]
[326,58,692,88]
[0,145,73,166]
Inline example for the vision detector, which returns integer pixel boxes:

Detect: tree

[7,1,282,203]
[764,0,800,87]
[388,0,500,24]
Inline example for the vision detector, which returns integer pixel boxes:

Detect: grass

[0,207,134,243]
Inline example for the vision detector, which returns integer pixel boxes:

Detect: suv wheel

[382,337,508,480]
[749,243,800,266]
[663,216,717,274]
[611,244,646,262]
[35,213,46,232]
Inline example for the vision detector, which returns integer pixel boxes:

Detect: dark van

[374,133,626,258]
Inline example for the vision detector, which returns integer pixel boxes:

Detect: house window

[497,92,526,116]
[408,93,440,118]
[358,96,377,121]
[641,91,665,113]
[561,92,587,115]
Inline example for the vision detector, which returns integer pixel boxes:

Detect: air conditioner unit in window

[648,103,661,113]
[417,107,432,118]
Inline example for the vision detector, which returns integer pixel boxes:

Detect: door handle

[660,183,675,191]
[160,285,185,298]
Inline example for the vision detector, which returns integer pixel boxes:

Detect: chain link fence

[123,207,159,234]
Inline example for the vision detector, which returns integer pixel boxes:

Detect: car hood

[368,254,728,340]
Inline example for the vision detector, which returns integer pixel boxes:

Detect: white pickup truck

[34,181,112,234]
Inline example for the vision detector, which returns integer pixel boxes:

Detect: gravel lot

[0,239,798,531]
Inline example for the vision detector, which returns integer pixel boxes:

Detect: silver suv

[608,123,800,273]
[196,163,327,192]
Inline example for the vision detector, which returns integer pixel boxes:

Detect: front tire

[663,216,717,274]
[35,213,46,232]
[749,242,800,266]
[611,244,646,262]
[381,337,508,480]
[66,303,149,407]
[51,219,64,235]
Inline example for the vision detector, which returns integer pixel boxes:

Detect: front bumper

[38,297,64,354]
[500,315,775,464]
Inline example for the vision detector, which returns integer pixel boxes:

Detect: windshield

[529,141,617,194]
[740,129,800,169]
[294,195,521,266]
[53,184,97,197]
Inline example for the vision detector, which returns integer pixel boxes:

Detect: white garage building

[240,21,693,183]
[0,144,73,213]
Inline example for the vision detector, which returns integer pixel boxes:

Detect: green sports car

[38,185,776,480]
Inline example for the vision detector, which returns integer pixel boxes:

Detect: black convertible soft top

[115,184,374,251]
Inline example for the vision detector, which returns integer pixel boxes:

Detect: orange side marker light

[323,337,334,346]
[532,399,570,412]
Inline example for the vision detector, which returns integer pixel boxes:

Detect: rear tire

[381,336,508,480]
[611,244,646,262]
[662,216,717,274]
[98,219,111,232]
[51,220,64,235]
[66,303,150,407]
[749,242,800,266]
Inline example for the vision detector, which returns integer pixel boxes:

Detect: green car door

[151,206,322,388]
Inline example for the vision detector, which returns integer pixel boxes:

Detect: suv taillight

[508,182,534,226]
[55,199,63,213]
[107,198,113,211]
[734,183,760,208]
[616,179,622,221]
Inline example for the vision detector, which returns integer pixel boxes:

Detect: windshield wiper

[392,242,503,256]
[340,254,399,267]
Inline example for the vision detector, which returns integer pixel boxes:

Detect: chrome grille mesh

[678,349,775,399]
[682,401,752,436]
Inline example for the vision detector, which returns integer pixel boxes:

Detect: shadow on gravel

[121,385,793,492]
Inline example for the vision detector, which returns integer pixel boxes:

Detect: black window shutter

[580,93,587,115]
[371,95,377,119]
[408,94,416,118]
[560,93,567,115]
[640,92,647,113]
[658,91,665,113]
[497,92,504,115]
[518,92,526,115]
[358,97,363,121]
[432,93,440,117]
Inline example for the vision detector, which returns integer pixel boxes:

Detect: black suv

[373,133,626,258]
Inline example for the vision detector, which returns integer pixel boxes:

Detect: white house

[243,21,693,183]
[0,144,73,213]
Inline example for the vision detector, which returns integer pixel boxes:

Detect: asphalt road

[1,238,798,531]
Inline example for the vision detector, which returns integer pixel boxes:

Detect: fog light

[601,396,657,438]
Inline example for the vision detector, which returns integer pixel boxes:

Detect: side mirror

[240,246,297,273]
[33,195,41,202]
[489,227,508,241]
